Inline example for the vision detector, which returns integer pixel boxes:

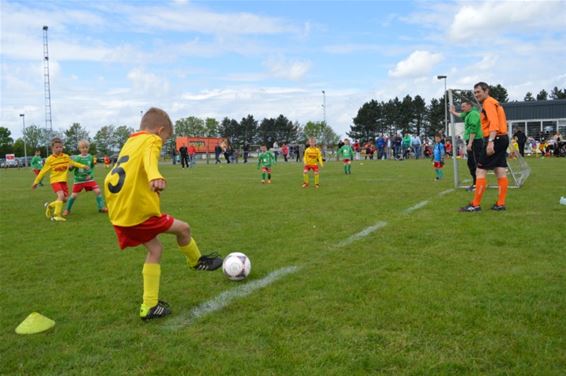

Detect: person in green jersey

[257,144,276,184]
[337,138,355,174]
[450,100,482,190]
[64,140,108,216]
[30,150,44,186]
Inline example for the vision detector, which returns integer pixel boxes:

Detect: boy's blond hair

[78,139,90,149]
[141,107,173,133]
[51,137,63,146]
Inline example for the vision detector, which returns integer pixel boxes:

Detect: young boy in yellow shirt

[32,137,90,222]
[302,137,324,188]
[104,107,223,321]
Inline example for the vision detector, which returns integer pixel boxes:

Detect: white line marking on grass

[336,221,388,248]
[438,189,454,196]
[164,266,301,329]
[404,200,429,213]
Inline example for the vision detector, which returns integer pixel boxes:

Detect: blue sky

[1,0,565,139]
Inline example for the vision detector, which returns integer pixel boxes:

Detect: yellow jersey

[33,153,88,185]
[303,146,324,167]
[104,131,165,227]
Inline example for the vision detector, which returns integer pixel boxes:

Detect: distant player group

[29,81,509,321]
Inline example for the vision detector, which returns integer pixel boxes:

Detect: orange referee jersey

[480,96,508,137]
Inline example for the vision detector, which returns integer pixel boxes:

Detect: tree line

[347,85,566,142]
[0,115,338,158]
[1,85,564,157]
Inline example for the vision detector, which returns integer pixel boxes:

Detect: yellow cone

[15,312,55,335]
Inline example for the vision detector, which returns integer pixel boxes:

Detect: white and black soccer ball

[222,252,251,281]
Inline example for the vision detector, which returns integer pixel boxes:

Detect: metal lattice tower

[42,26,53,144]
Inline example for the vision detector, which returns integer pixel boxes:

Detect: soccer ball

[222,252,251,281]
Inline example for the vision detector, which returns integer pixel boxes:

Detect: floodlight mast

[448,90,458,189]
[43,26,53,155]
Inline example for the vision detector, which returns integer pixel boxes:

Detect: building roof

[502,99,566,121]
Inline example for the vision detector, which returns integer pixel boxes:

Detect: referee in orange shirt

[460,82,509,212]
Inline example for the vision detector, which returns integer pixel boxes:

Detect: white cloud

[127,68,171,96]
[388,50,443,78]
[264,57,311,81]
[128,5,300,35]
[449,1,566,41]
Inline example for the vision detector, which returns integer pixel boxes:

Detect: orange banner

[176,137,224,153]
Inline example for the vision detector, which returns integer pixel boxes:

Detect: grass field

[1,157,565,375]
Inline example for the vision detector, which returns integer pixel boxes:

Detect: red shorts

[343,159,351,164]
[433,161,444,168]
[72,181,99,193]
[303,165,319,173]
[113,214,175,250]
[51,182,69,197]
[33,169,41,176]
[261,167,272,173]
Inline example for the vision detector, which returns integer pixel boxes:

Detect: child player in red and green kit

[64,140,108,216]
[32,137,90,222]
[337,138,354,175]
[257,145,276,184]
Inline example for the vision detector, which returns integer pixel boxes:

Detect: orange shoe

[99,208,108,213]
[62,210,70,217]
[302,183,309,188]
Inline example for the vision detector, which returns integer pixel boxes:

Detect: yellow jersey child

[104,107,223,321]
[302,137,324,188]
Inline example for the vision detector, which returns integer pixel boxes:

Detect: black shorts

[478,135,508,170]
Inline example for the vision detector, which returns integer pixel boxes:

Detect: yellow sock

[314,174,320,185]
[179,238,202,267]
[303,174,309,184]
[53,200,64,217]
[142,263,161,308]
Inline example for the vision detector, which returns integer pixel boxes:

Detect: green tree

[114,125,135,150]
[426,98,445,136]
[175,116,205,137]
[413,95,427,136]
[22,125,46,154]
[0,127,14,156]
[524,92,535,101]
[536,89,548,101]
[13,138,25,157]
[219,117,240,147]
[549,87,566,100]
[239,115,258,147]
[94,125,116,156]
[257,118,276,147]
[348,99,381,141]
[273,114,299,144]
[398,95,414,133]
[383,98,401,135]
[205,118,219,137]
[64,123,90,154]
[489,84,509,103]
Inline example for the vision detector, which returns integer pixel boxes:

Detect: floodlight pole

[322,90,327,125]
[437,75,447,136]
[19,114,28,167]
[447,90,459,189]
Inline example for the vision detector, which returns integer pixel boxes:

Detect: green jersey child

[337,138,355,174]
[257,145,276,184]
[30,150,44,186]
[64,140,108,216]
